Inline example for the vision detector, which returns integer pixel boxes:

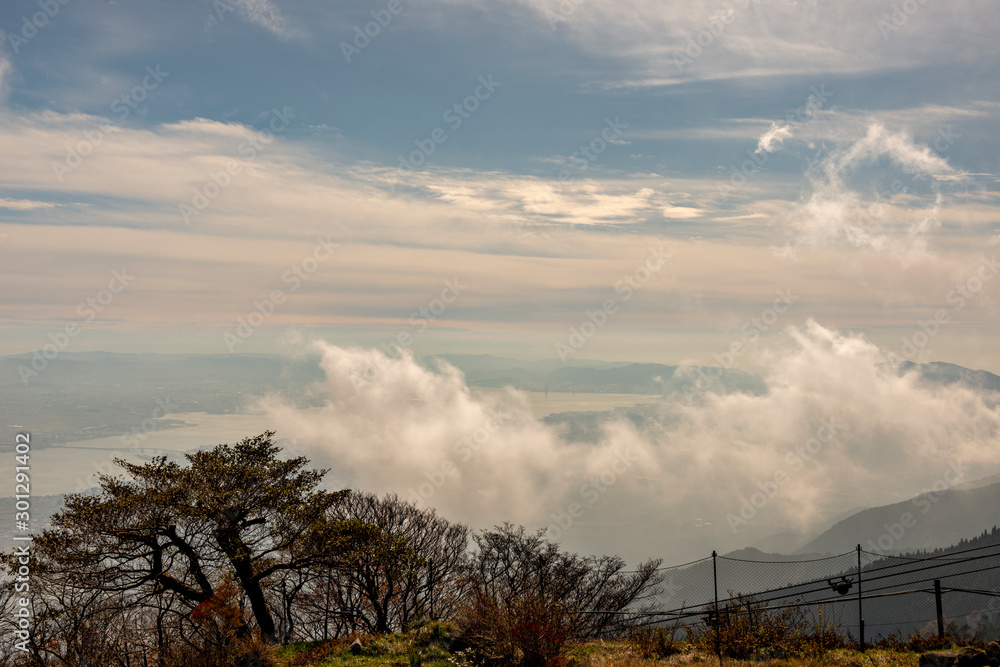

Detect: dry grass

[563,641,919,667]
[275,629,927,667]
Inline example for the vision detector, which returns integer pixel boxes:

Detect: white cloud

[662,205,703,219]
[0,107,996,365]
[0,198,56,211]
[756,122,793,154]
[261,322,1000,562]
[260,341,661,530]
[162,118,258,138]
[232,0,305,40]
[506,0,1000,87]
[788,122,962,259]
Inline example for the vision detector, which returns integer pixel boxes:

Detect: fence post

[935,579,944,638]
[857,544,865,652]
[713,550,721,666]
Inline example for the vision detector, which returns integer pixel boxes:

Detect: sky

[0,0,998,368]
[3,0,1000,563]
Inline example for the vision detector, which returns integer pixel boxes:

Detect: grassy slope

[271,633,920,667]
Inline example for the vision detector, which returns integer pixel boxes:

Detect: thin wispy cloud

[0,0,995,391]
[0,198,56,211]
[222,0,305,40]
[788,122,963,259]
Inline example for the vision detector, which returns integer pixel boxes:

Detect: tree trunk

[214,526,278,641]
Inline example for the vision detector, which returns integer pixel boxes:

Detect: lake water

[7,392,659,497]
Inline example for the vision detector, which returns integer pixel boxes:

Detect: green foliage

[5,431,387,659]
[408,618,459,649]
[276,621,459,667]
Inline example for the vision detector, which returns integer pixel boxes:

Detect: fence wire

[625,542,1000,645]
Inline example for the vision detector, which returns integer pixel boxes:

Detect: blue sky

[1,0,999,369]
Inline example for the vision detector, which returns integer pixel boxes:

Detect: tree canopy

[28,431,380,642]
[2,432,666,666]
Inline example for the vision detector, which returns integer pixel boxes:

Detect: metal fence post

[935,579,944,638]
[713,550,722,666]
[857,544,865,652]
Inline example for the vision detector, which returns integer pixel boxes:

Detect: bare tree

[326,492,470,633]
[459,523,664,666]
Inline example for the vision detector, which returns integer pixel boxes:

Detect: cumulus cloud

[261,322,1000,563]
[259,340,660,530]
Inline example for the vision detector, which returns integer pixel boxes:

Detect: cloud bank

[261,321,1000,563]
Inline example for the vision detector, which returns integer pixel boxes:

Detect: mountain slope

[796,481,1000,556]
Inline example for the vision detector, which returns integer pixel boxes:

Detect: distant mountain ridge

[900,361,1000,393]
[429,355,1000,396]
[427,355,768,395]
[795,480,1000,556]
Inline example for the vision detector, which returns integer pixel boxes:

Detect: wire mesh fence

[621,541,1000,650]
